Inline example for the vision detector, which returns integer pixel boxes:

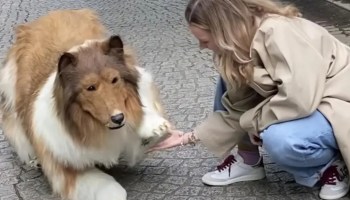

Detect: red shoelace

[320,166,342,185]
[217,155,237,176]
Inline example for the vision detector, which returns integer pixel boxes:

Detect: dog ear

[102,35,124,57]
[58,52,77,73]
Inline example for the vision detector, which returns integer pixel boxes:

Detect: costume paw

[95,183,127,200]
[72,169,127,200]
[29,156,41,169]
[138,111,170,140]
[152,121,170,136]
[141,121,171,146]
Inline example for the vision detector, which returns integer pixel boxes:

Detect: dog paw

[29,157,41,169]
[138,112,170,139]
[141,121,170,146]
[152,120,170,136]
[73,169,127,200]
[96,184,127,200]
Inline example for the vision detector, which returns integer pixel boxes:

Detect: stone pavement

[326,0,350,11]
[0,0,349,199]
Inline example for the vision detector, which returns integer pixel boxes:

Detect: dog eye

[111,77,118,84]
[87,85,96,91]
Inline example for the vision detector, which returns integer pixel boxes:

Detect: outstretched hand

[147,129,187,152]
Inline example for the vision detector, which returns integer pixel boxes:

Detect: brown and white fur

[0,9,170,200]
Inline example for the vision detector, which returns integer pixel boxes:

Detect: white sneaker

[201,154,266,186]
[319,160,349,200]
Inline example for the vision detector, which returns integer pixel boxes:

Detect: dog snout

[111,113,124,124]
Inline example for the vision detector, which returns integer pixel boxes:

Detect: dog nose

[111,113,124,124]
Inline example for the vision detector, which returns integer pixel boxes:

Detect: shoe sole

[319,186,350,200]
[202,169,266,186]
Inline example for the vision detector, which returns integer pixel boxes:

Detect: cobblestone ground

[0,0,349,200]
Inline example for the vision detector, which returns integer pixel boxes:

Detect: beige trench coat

[195,15,350,173]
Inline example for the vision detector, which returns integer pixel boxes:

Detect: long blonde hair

[185,0,301,87]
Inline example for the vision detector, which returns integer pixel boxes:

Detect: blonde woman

[150,0,350,199]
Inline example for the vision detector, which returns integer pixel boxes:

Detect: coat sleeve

[194,106,246,158]
[194,85,264,157]
[239,19,328,134]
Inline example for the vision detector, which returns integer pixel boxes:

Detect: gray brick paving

[0,0,349,199]
[326,0,350,11]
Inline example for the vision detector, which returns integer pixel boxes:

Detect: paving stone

[225,184,254,197]
[0,186,16,199]
[19,170,42,181]
[140,174,168,183]
[153,183,180,194]
[1,194,20,200]
[174,186,202,196]
[144,167,167,175]
[200,187,224,196]
[139,158,163,167]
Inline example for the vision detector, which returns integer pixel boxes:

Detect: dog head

[57,35,142,129]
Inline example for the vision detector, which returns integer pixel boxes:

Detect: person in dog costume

[150,0,350,199]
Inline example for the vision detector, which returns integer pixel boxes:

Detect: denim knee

[260,124,299,165]
[260,112,337,167]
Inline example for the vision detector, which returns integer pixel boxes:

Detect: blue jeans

[213,76,339,187]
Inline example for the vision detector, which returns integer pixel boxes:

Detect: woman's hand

[248,132,263,146]
[148,129,189,152]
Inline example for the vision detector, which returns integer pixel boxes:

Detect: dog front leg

[38,154,126,200]
[71,168,127,200]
